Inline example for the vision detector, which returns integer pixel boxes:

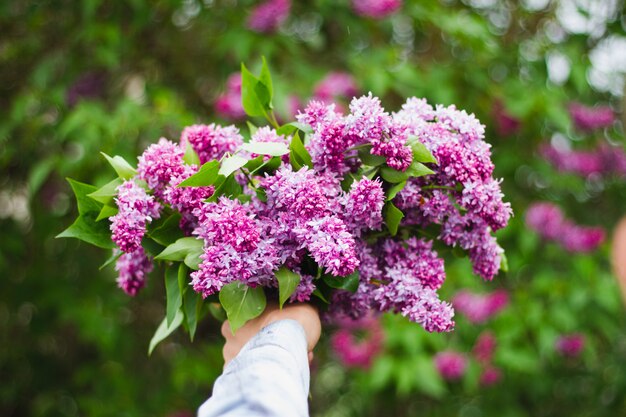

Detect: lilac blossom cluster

[434,351,467,381]
[453,289,509,324]
[541,143,626,178]
[352,0,402,18]
[214,73,246,121]
[555,333,585,358]
[105,93,510,335]
[330,313,384,369]
[246,0,291,33]
[568,102,615,131]
[525,202,605,253]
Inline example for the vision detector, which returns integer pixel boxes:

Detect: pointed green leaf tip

[275,267,302,308]
[219,282,266,334]
[101,152,137,180]
[148,309,184,355]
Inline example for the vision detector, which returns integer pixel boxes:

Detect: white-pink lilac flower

[137,138,185,194]
[342,177,385,236]
[180,124,243,164]
[115,247,153,296]
[110,180,161,253]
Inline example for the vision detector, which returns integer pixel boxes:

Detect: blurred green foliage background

[2,0,626,416]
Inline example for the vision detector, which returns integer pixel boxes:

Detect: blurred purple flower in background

[492,100,520,137]
[453,290,509,324]
[352,0,402,18]
[473,331,497,363]
[331,314,384,369]
[247,0,291,33]
[434,351,467,381]
[479,366,502,386]
[569,102,614,131]
[526,202,605,253]
[314,72,360,102]
[66,71,107,107]
[215,73,246,121]
[555,333,585,358]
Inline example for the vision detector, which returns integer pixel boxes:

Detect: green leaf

[184,250,202,270]
[322,271,360,293]
[148,213,184,246]
[219,154,249,177]
[165,265,183,326]
[66,178,101,215]
[241,141,289,156]
[99,250,122,270]
[275,267,302,308]
[358,148,387,167]
[241,63,265,117]
[184,291,202,341]
[413,356,446,398]
[219,282,267,334]
[289,132,313,169]
[178,160,220,187]
[380,166,409,183]
[183,142,201,166]
[148,309,183,355]
[101,152,137,180]
[155,237,203,262]
[247,121,258,137]
[208,175,242,201]
[410,140,437,164]
[87,178,122,205]
[284,122,313,135]
[386,181,406,201]
[407,161,435,178]
[500,252,509,273]
[384,202,404,236]
[259,56,273,103]
[311,289,329,303]
[96,204,117,221]
[57,179,115,248]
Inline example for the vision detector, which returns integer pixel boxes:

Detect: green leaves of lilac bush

[57,179,116,249]
[219,282,267,334]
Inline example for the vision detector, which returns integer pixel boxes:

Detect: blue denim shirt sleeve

[197,319,310,417]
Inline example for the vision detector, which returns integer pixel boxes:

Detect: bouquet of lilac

[59,61,511,352]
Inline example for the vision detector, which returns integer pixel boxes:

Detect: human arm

[197,304,321,417]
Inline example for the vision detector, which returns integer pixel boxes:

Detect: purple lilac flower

[453,290,509,324]
[191,198,280,296]
[137,138,185,194]
[314,72,359,101]
[526,202,605,253]
[295,217,359,277]
[215,73,246,121]
[434,351,467,381]
[569,102,614,131]
[352,0,402,18]
[110,180,161,253]
[525,202,566,240]
[473,331,497,363]
[331,314,384,369]
[162,164,214,213]
[492,100,520,137]
[559,223,605,253]
[66,71,107,107]
[541,142,626,178]
[115,247,153,296]
[262,167,331,219]
[342,177,385,236]
[479,366,502,386]
[555,333,585,357]
[289,273,316,303]
[296,100,341,129]
[374,238,454,332]
[180,124,243,164]
[247,0,291,33]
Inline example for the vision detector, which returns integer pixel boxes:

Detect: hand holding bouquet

[59,60,511,352]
